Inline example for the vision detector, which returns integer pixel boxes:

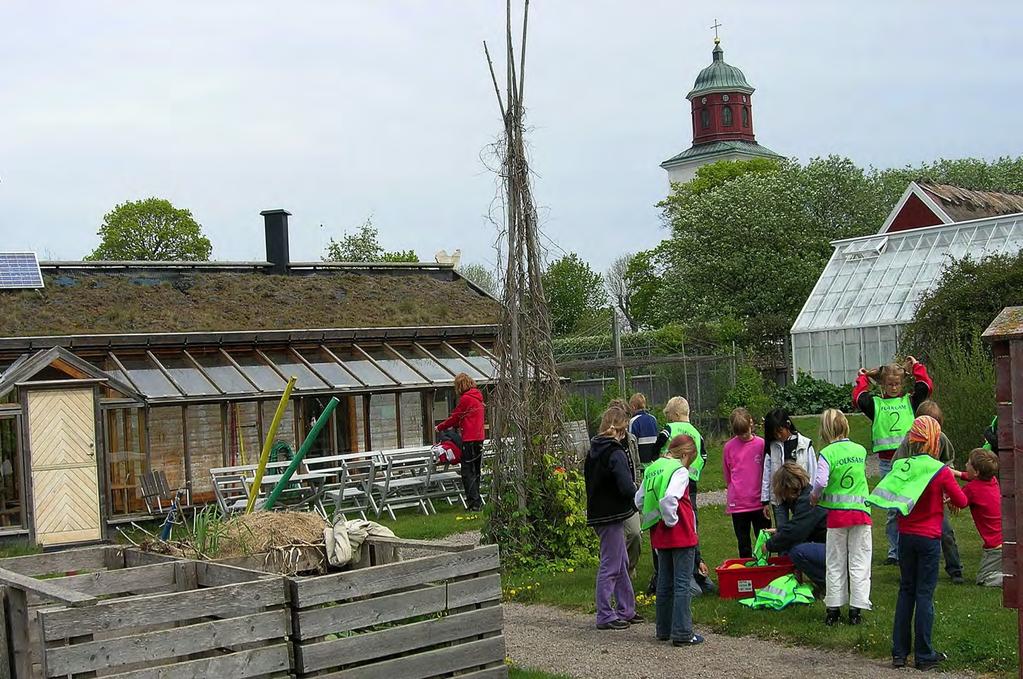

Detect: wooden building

[0,210,500,546]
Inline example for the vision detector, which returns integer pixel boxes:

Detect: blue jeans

[656,546,696,642]
[789,541,826,589]
[878,458,900,560]
[893,533,941,664]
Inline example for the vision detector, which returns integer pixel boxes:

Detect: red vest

[650,486,698,550]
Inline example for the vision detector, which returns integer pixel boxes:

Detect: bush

[774,373,853,416]
[717,363,773,421]
[929,337,996,467]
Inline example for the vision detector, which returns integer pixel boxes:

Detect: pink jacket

[723,435,766,514]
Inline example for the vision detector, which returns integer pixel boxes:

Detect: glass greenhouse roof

[792,214,1023,334]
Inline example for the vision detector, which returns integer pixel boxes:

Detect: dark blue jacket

[629,410,660,464]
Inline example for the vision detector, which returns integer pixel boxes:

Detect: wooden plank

[295,545,499,608]
[40,577,286,640]
[25,563,177,605]
[173,561,198,591]
[123,549,180,568]
[320,636,505,679]
[5,587,32,679]
[364,535,475,553]
[0,545,108,576]
[444,667,508,679]
[0,567,96,607]
[99,644,291,679]
[0,587,9,679]
[296,573,501,640]
[195,561,267,587]
[296,605,503,672]
[44,609,288,676]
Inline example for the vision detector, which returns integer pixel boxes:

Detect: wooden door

[27,388,102,546]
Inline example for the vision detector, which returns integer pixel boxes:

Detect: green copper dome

[686,42,754,99]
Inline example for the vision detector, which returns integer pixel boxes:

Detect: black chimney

[260,209,291,275]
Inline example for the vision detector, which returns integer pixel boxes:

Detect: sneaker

[884,557,900,566]
[656,635,670,642]
[672,633,705,647]
[625,613,646,624]
[950,574,965,585]
[824,608,842,626]
[848,608,862,625]
[916,652,947,672]
[596,620,630,631]
[891,657,907,669]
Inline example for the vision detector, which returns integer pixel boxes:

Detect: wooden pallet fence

[289,543,507,678]
[0,546,292,679]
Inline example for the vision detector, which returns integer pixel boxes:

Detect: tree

[675,156,781,198]
[542,253,608,336]
[86,198,212,261]
[323,218,418,262]
[606,253,639,331]
[457,262,499,297]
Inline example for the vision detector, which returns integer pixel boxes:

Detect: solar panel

[0,252,44,289]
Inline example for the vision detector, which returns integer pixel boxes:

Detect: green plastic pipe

[261,396,339,512]
[246,376,298,513]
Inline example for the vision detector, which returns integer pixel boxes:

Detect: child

[868,415,967,671]
[854,356,933,565]
[761,408,816,531]
[722,407,769,558]
[764,463,828,593]
[628,392,660,465]
[635,434,704,646]
[431,428,463,465]
[810,409,872,626]
[609,398,643,577]
[584,406,640,630]
[955,449,1003,587]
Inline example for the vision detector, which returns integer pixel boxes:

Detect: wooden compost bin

[0,545,291,679]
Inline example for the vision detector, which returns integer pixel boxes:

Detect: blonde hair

[629,393,647,411]
[668,434,697,466]
[772,462,810,503]
[730,407,753,436]
[879,363,907,385]
[598,406,629,440]
[607,398,631,416]
[819,409,849,445]
[664,396,690,422]
[454,373,477,396]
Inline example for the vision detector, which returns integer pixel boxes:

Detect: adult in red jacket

[437,373,486,510]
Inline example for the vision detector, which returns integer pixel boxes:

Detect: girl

[868,416,967,671]
[635,434,704,646]
[584,406,640,630]
[810,409,872,626]
[761,408,816,531]
[722,407,769,558]
[436,373,486,511]
[764,463,828,593]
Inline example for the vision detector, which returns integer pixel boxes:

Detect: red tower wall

[690,91,756,145]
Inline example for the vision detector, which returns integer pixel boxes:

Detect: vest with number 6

[640,456,683,530]
[871,394,914,452]
[660,421,705,482]
[867,454,945,516]
[819,439,869,512]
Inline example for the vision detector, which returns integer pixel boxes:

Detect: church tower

[661,33,781,184]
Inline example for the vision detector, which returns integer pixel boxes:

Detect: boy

[955,449,1003,587]
[628,393,660,465]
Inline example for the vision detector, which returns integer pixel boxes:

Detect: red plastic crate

[715,556,795,599]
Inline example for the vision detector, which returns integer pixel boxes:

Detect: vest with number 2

[867,454,945,516]
[871,394,914,452]
[818,439,869,512]
[660,421,705,482]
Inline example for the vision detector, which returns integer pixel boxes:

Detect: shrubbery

[717,363,773,421]
[774,373,853,416]
[928,337,996,467]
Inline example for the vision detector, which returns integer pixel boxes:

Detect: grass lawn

[793,412,874,455]
[508,667,572,679]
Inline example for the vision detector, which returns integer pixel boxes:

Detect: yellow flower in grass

[567,567,575,573]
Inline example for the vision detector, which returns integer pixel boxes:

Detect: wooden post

[5,587,31,679]
[612,309,626,397]
[0,586,9,679]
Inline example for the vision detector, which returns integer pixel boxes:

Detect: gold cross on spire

[710,19,722,44]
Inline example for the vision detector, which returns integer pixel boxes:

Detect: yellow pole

[246,376,297,513]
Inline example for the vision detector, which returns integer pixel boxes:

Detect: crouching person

[765,463,828,595]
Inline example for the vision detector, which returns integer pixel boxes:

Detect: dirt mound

[217,511,327,558]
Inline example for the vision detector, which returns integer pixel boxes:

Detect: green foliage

[457,262,500,297]
[87,197,212,261]
[188,505,227,556]
[775,373,853,416]
[483,455,597,571]
[542,253,608,336]
[717,362,773,421]
[323,218,418,263]
[928,337,996,467]
[677,156,782,197]
[901,251,1023,358]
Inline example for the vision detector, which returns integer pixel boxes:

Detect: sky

[1,1,1022,274]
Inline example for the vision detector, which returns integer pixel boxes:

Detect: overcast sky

[2,1,1021,273]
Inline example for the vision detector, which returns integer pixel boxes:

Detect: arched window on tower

[742,106,749,128]
[700,108,710,129]
[722,105,733,127]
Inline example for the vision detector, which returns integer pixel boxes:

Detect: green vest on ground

[983,416,997,451]
[819,439,869,512]
[660,421,705,482]
[640,456,683,530]
[867,454,945,516]
[871,394,914,452]
[738,574,814,610]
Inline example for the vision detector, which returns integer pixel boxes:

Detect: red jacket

[437,388,486,442]
[651,484,699,550]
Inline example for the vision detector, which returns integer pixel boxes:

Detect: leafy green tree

[86,198,212,261]
[457,262,500,297]
[323,218,418,262]
[542,253,608,336]
[675,156,781,198]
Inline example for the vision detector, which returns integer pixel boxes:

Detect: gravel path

[504,603,973,679]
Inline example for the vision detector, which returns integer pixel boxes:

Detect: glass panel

[327,347,394,386]
[299,396,336,456]
[400,392,424,447]
[261,350,328,391]
[433,388,454,429]
[430,345,486,380]
[399,346,454,381]
[186,404,224,500]
[191,351,258,394]
[116,354,180,398]
[299,348,361,388]
[261,400,296,448]
[148,406,186,496]
[363,348,426,385]
[105,408,146,516]
[369,393,398,450]
[448,343,497,379]
[154,355,218,396]
[229,351,286,392]
[0,417,24,528]
[228,402,261,466]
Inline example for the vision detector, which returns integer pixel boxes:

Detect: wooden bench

[373,448,433,519]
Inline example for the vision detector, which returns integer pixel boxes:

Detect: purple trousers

[594,521,636,625]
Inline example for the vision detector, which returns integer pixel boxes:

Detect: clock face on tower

[722,94,729,102]
[701,97,707,104]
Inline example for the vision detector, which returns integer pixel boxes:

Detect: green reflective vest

[738,574,814,610]
[745,529,771,567]
[819,439,869,512]
[867,454,945,516]
[640,456,683,530]
[983,416,997,451]
[871,394,914,452]
[660,421,705,482]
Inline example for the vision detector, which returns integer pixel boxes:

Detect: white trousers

[825,524,873,609]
